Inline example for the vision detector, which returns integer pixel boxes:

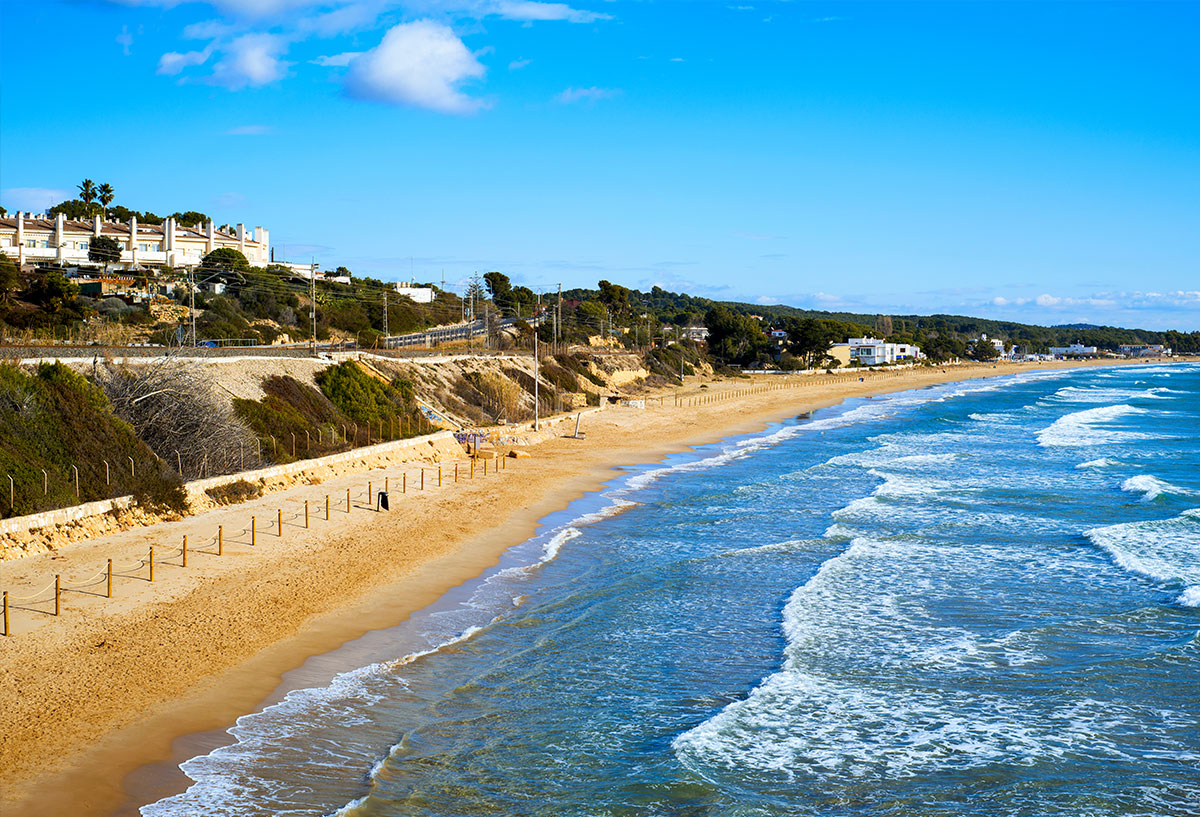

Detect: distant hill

[560,286,1200,354]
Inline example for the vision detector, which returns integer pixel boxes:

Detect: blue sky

[3,1,1198,330]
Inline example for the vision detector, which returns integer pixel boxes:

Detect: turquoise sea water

[142,363,1200,817]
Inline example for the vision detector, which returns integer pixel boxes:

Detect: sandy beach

[0,359,1160,815]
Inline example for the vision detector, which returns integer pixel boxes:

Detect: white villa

[1049,343,1099,358]
[846,337,923,365]
[0,211,269,269]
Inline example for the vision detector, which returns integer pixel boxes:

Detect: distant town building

[1049,343,1099,358]
[393,282,435,303]
[684,326,710,342]
[0,211,268,269]
[1118,344,1171,357]
[847,337,923,365]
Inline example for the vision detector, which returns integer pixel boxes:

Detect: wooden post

[421,469,425,490]
[55,575,60,615]
[72,464,79,498]
[471,459,475,479]
[218,525,223,556]
[483,459,488,476]
[182,535,188,567]
[368,481,373,503]
[385,476,390,493]
[2,591,7,637]
[107,559,112,598]
[455,463,459,483]
[347,488,351,513]
[439,465,442,487]
[149,548,155,582]
[325,495,330,521]
[305,500,309,529]
[278,509,283,536]
[403,473,407,494]
[251,517,256,547]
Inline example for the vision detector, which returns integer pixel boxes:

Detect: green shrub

[0,362,185,517]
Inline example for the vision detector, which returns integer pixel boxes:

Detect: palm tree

[78,179,96,207]
[97,183,115,216]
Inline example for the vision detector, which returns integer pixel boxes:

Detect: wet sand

[0,360,1154,815]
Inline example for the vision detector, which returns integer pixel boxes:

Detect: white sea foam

[673,529,1188,780]
[1049,386,1146,404]
[1087,509,1200,606]
[1035,404,1153,447]
[623,371,1051,496]
[1076,457,1121,469]
[1121,475,1197,502]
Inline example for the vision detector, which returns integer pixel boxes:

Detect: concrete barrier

[0,431,459,542]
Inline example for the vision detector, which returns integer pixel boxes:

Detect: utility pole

[189,266,196,347]
[383,290,389,343]
[556,282,562,355]
[534,327,539,431]
[310,258,317,355]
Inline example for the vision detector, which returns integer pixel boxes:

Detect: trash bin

[378,491,389,511]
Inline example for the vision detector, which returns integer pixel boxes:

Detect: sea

[140,362,1200,817]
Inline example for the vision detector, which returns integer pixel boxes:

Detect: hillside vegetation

[0,363,185,517]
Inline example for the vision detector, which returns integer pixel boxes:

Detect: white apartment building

[1049,343,1099,357]
[847,337,923,365]
[0,211,268,269]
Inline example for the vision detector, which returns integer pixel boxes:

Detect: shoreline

[0,358,1173,816]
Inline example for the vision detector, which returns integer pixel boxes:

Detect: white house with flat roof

[1049,343,1099,358]
[847,337,923,365]
[0,211,268,269]
[393,281,435,303]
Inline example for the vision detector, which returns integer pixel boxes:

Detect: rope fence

[2,452,514,637]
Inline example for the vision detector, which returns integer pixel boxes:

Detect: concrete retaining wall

[0,431,460,540]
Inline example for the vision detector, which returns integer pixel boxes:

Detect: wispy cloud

[312,51,364,67]
[555,86,621,104]
[116,25,135,55]
[508,57,532,70]
[489,1,611,23]
[993,291,1200,311]
[224,124,273,135]
[157,46,214,75]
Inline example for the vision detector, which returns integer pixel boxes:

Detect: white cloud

[224,124,274,134]
[297,1,386,36]
[508,57,532,70]
[1,188,73,212]
[344,21,486,114]
[209,33,290,88]
[182,19,241,39]
[555,86,620,104]
[157,46,214,75]
[312,51,364,66]
[116,25,135,55]
[491,1,611,23]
